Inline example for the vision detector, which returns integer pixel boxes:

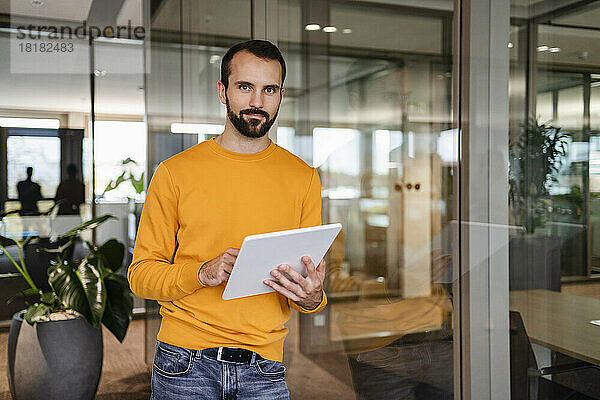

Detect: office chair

[510,311,599,400]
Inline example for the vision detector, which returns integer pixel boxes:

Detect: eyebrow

[234,80,281,90]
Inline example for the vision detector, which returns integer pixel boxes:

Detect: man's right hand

[198,248,240,286]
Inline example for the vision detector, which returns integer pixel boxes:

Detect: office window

[93,121,146,202]
[7,136,60,200]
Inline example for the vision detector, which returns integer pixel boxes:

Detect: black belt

[202,347,262,364]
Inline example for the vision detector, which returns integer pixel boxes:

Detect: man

[54,163,85,215]
[17,166,42,216]
[128,40,326,400]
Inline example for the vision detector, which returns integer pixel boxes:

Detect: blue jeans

[151,341,289,400]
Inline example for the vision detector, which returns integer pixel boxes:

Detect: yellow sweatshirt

[128,138,327,362]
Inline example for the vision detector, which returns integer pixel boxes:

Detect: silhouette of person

[17,167,42,216]
[54,163,85,215]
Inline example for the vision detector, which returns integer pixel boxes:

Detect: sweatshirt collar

[207,137,277,161]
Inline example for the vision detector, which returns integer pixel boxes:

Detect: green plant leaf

[102,171,127,195]
[40,292,58,305]
[61,215,116,238]
[21,235,39,248]
[131,172,145,194]
[101,273,133,342]
[23,303,50,325]
[42,238,75,254]
[48,260,106,327]
[7,287,40,304]
[121,158,137,165]
[0,235,17,248]
[96,239,125,272]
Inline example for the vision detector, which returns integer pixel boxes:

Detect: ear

[280,87,285,98]
[217,80,227,105]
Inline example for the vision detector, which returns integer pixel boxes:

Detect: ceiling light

[507,42,514,48]
[323,26,337,33]
[30,0,44,6]
[0,118,59,129]
[549,47,560,53]
[94,69,107,77]
[537,45,549,52]
[305,24,321,31]
[171,123,224,135]
[343,28,352,34]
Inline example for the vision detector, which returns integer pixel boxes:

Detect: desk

[510,290,600,366]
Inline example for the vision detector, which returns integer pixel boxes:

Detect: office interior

[0,0,600,399]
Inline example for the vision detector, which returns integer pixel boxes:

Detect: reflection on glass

[93,121,146,202]
[510,2,600,399]
[274,1,455,398]
[7,136,60,200]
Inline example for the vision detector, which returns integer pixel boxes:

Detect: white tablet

[222,223,342,300]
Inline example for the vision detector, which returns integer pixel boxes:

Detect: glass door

[275,1,456,398]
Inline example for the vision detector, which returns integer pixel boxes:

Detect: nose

[249,90,264,109]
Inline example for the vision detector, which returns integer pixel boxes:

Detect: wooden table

[510,289,600,366]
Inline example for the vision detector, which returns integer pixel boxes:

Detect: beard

[226,95,279,139]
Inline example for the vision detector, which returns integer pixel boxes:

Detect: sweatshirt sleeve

[127,162,206,302]
[289,168,327,314]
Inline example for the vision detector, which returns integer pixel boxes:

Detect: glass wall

[0,0,147,336]
[509,1,600,398]
[143,0,253,365]
[144,0,457,398]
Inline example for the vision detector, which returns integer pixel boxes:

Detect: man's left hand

[264,256,326,310]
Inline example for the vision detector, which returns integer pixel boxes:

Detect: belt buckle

[216,347,225,362]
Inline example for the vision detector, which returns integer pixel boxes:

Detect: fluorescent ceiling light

[305,24,321,31]
[323,26,337,33]
[537,45,549,52]
[507,42,514,48]
[549,47,560,53]
[342,28,352,34]
[0,117,59,129]
[171,123,223,135]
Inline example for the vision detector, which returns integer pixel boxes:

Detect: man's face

[219,51,284,138]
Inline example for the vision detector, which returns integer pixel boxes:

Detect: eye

[239,84,250,91]
[265,87,277,94]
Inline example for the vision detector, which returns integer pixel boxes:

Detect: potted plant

[102,157,144,200]
[101,157,145,259]
[509,119,569,233]
[508,119,569,291]
[0,214,133,400]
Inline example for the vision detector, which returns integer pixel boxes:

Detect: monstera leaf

[48,259,106,327]
[101,273,133,342]
[95,239,125,272]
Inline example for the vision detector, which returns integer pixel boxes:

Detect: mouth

[245,114,266,119]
